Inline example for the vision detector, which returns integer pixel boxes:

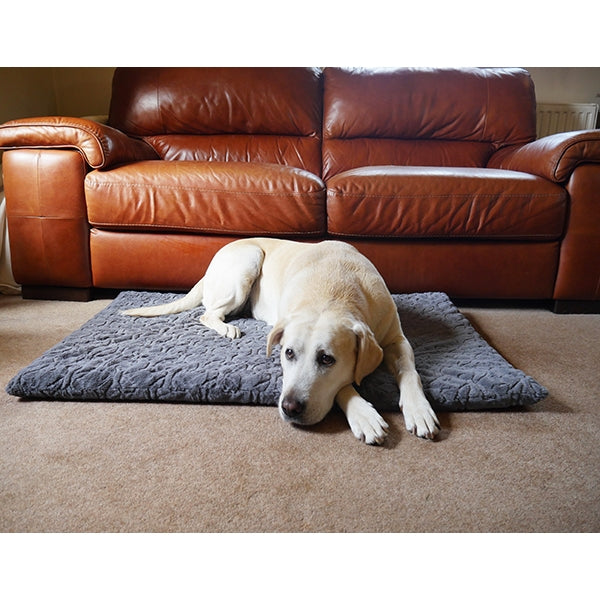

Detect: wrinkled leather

[145,134,322,175]
[3,149,92,286]
[109,67,323,137]
[323,68,536,145]
[327,166,567,239]
[322,67,537,181]
[323,139,495,179]
[86,160,326,236]
[0,116,158,169]
[488,130,600,182]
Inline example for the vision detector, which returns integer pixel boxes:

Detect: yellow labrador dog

[123,238,440,444]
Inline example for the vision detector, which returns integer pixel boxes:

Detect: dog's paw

[347,401,389,445]
[223,324,241,339]
[199,314,241,339]
[403,403,440,440]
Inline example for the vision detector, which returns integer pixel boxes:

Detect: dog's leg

[384,337,440,439]
[336,385,389,445]
[199,242,265,339]
[123,241,264,339]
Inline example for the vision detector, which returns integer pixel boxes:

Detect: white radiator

[536,102,599,138]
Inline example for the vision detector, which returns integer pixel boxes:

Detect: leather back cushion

[108,67,323,174]
[143,134,322,175]
[322,67,537,179]
[323,139,494,180]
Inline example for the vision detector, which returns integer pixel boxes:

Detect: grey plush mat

[6,291,547,411]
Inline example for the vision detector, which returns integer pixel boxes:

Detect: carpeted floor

[1,293,599,533]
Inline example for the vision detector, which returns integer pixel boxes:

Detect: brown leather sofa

[1,67,599,312]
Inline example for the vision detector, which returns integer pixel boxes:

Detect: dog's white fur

[122,238,440,444]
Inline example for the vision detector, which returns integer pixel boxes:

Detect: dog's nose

[281,396,305,419]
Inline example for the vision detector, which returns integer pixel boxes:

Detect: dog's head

[266,312,383,425]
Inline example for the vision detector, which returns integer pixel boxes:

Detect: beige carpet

[1,293,599,532]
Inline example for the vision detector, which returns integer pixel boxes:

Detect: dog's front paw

[403,403,440,440]
[347,401,389,445]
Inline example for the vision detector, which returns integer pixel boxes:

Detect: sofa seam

[551,135,600,180]
[326,192,566,199]
[86,183,325,196]
[327,231,563,240]
[90,222,325,235]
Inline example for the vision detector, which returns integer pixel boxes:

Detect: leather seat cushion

[327,166,568,240]
[86,160,326,236]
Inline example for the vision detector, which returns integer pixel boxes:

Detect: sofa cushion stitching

[551,135,600,180]
[90,222,324,235]
[326,192,566,199]
[86,184,324,196]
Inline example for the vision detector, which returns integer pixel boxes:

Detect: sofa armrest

[488,130,600,183]
[0,116,158,169]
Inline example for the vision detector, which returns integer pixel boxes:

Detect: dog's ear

[352,321,384,385]
[266,321,286,357]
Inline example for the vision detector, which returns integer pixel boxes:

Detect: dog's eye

[285,348,295,361]
[317,352,336,367]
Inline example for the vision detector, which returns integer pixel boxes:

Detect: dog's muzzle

[281,395,305,421]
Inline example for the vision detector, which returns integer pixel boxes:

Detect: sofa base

[457,298,600,314]
[17,284,600,314]
[21,285,92,302]
[552,300,600,314]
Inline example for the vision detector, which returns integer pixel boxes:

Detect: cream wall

[0,67,115,123]
[52,68,115,116]
[0,68,57,123]
[526,67,600,104]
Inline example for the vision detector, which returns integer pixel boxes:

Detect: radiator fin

[536,103,599,138]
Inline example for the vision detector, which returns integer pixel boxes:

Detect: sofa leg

[21,286,93,302]
[553,300,600,314]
